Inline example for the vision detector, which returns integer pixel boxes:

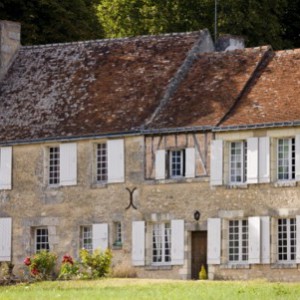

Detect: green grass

[0,279,300,300]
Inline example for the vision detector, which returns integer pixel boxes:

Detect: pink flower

[23,257,31,266]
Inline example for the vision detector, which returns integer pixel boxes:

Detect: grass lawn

[0,278,300,300]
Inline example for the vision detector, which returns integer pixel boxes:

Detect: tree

[281,0,300,49]
[0,0,104,45]
[97,0,288,49]
[217,0,287,49]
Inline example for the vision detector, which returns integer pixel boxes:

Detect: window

[113,222,122,247]
[96,143,107,182]
[80,226,93,252]
[35,228,49,253]
[169,150,185,178]
[230,141,247,184]
[152,223,171,264]
[228,220,248,263]
[49,147,60,185]
[278,138,295,181]
[278,218,296,262]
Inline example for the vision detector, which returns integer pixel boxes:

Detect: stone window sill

[274,181,297,188]
[145,265,173,271]
[90,182,108,189]
[226,184,248,189]
[271,263,297,269]
[145,177,209,185]
[220,264,250,269]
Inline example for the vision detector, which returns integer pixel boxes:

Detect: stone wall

[4,130,300,281]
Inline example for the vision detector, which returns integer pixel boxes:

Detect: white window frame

[48,146,60,185]
[113,222,122,247]
[96,143,107,183]
[229,141,247,184]
[278,218,296,263]
[169,150,184,178]
[80,225,93,252]
[277,138,295,181]
[35,227,50,253]
[152,223,172,265]
[228,219,248,264]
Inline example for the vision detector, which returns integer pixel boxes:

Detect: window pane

[96,143,107,182]
[278,218,296,262]
[35,228,49,253]
[152,223,171,264]
[230,142,246,183]
[80,226,93,252]
[49,147,60,184]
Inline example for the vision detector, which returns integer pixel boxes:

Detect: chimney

[215,35,245,52]
[0,20,21,80]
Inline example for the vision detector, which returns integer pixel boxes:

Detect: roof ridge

[195,45,271,58]
[144,29,214,127]
[275,48,300,55]
[20,31,202,51]
[216,45,274,127]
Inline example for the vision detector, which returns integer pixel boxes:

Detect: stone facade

[4,120,300,281]
[3,133,212,280]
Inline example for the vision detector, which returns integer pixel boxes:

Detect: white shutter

[259,137,270,183]
[171,219,185,265]
[185,148,195,178]
[296,135,300,181]
[107,139,125,183]
[155,150,166,180]
[248,217,260,264]
[210,140,223,186]
[60,143,77,186]
[0,147,12,190]
[261,216,270,264]
[207,218,221,264]
[92,223,108,251]
[0,218,11,261]
[247,138,258,184]
[296,216,300,263]
[132,221,145,266]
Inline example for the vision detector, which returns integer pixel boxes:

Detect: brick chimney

[0,20,21,80]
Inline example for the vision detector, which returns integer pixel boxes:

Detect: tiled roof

[220,49,300,128]
[0,32,200,143]
[147,47,269,129]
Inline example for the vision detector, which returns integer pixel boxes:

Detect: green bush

[79,248,112,279]
[58,254,80,280]
[24,251,57,280]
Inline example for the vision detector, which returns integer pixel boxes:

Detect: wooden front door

[191,231,207,279]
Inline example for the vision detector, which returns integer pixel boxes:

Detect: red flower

[23,257,31,266]
[31,268,39,276]
[62,254,74,265]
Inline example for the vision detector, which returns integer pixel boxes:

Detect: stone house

[1,20,300,281]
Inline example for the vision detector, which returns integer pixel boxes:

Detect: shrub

[199,264,208,280]
[0,262,17,285]
[111,262,137,278]
[23,251,57,280]
[79,248,112,279]
[58,254,79,280]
